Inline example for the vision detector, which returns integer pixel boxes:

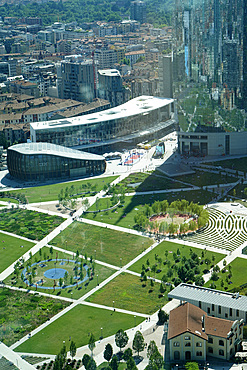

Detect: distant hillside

[0,0,172,26]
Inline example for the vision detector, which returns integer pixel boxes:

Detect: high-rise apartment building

[59,60,96,103]
[98,69,128,107]
[130,1,147,24]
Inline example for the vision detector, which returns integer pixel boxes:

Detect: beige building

[168,302,244,363]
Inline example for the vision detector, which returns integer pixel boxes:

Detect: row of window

[173,341,202,347]
[199,301,240,317]
[208,348,225,356]
[174,349,225,360]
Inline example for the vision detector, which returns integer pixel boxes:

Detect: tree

[157,309,168,325]
[147,341,158,359]
[88,333,96,356]
[110,355,118,370]
[211,271,219,281]
[82,354,91,369]
[115,329,128,352]
[54,345,67,370]
[185,362,200,370]
[121,348,131,361]
[70,340,76,359]
[87,358,97,370]
[104,343,113,363]
[149,351,163,370]
[132,331,145,357]
[126,357,138,370]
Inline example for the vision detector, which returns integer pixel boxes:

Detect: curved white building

[30,96,176,153]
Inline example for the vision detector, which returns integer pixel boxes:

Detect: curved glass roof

[8,142,105,161]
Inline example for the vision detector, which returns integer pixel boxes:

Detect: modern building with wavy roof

[7,142,106,181]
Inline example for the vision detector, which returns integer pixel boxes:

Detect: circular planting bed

[21,259,89,290]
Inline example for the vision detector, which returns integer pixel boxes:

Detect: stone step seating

[185,208,247,252]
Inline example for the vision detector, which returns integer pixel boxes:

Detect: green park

[0,162,247,365]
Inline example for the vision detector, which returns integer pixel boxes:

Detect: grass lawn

[8,176,117,203]
[175,170,237,187]
[0,233,34,273]
[51,222,152,267]
[98,363,126,370]
[205,157,247,173]
[15,304,143,355]
[84,191,214,229]
[205,257,247,293]
[6,247,115,300]
[0,208,63,241]
[0,198,19,204]
[0,288,69,346]
[86,272,168,315]
[129,240,225,278]
[116,171,189,192]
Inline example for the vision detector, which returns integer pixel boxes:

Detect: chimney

[202,315,205,332]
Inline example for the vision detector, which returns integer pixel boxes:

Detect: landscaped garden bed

[0,288,70,346]
[0,208,63,240]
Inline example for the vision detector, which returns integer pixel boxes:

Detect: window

[174,351,180,360]
[196,351,202,356]
[225,313,228,318]
[218,305,221,314]
[173,342,180,347]
[185,342,191,347]
[208,338,213,344]
[236,309,239,317]
[199,301,201,308]
[219,349,224,356]
[230,308,232,316]
[207,307,210,314]
[196,342,202,347]
[212,304,214,311]
[208,347,213,354]
[184,336,191,340]
[219,340,224,346]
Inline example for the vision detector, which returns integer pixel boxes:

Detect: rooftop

[98,69,121,77]
[168,302,234,340]
[30,96,174,131]
[8,142,105,161]
[168,283,247,311]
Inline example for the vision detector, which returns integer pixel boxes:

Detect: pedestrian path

[78,217,148,237]
[0,342,35,369]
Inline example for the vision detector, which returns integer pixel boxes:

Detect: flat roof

[30,96,174,131]
[168,283,247,311]
[98,69,121,77]
[8,142,105,161]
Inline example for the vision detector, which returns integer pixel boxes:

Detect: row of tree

[85,329,163,370]
[0,191,27,204]
[134,199,209,234]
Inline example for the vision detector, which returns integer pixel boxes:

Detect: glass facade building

[30,96,176,152]
[7,143,106,181]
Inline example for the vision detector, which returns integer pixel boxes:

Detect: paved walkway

[2,154,247,369]
[0,342,35,369]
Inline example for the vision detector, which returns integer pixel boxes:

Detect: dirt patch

[149,213,191,225]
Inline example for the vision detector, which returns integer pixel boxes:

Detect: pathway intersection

[1,148,247,369]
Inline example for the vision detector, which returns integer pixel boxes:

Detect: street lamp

[101,327,103,338]
[134,315,136,326]
[113,301,115,310]
[97,274,98,285]
[120,258,122,268]
[94,249,96,260]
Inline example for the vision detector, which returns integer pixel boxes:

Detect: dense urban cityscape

[0,0,247,369]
